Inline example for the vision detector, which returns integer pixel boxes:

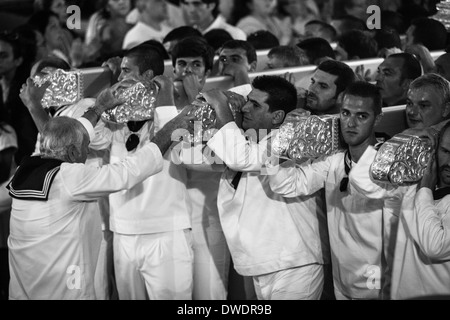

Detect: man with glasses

[181,0,246,40]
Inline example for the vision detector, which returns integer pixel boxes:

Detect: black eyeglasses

[125,120,147,151]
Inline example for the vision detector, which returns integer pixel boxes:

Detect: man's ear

[272,110,285,126]
[249,61,257,72]
[142,69,154,79]
[401,79,412,91]
[443,102,450,118]
[14,56,23,68]
[66,144,79,163]
[375,112,384,127]
[207,1,217,13]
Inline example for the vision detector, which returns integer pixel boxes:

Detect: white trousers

[253,264,324,300]
[113,229,194,300]
[192,228,230,300]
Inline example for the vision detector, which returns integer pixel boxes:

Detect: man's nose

[407,104,419,115]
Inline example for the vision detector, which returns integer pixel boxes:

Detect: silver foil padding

[33,69,83,109]
[186,95,242,144]
[370,133,433,186]
[101,80,158,124]
[272,115,343,161]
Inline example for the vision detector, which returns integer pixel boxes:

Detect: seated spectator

[233,0,292,45]
[374,27,403,58]
[162,26,203,57]
[297,37,336,65]
[204,28,233,54]
[276,0,321,41]
[264,45,309,70]
[247,30,280,50]
[84,0,133,63]
[434,51,450,81]
[380,10,408,35]
[375,52,422,107]
[405,44,436,74]
[303,20,337,44]
[217,40,257,87]
[405,17,448,51]
[336,30,378,61]
[181,0,246,40]
[0,31,38,166]
[27,10,73,66]
[405,73,450,130]
[122,0,173,50]
[330,14,367,37]
[333,0,370,21]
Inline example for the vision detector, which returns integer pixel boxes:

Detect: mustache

[307,92,317,100]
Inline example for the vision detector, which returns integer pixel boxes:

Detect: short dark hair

[163,26,203,44]
[410,18,448,51]
[204,29,233,53]
[342,81,383,116]
[335,15,367,34]
[297,38,335,65]
[171,36,215,72]
[139,39,170,60]
[387,53,422,82]
[220,40,257,65]
[247,30,280,50]
[338,30,378,59]
[27,10,59,36]
[305,20,337,42]
[33,56,71,74]
[268,46,309,67]
[125,44,165,76]
[317,60,355,97]
[0,30,22,59]
[181,0,219,17]
[374,27,402,50]
[252,75,297,115]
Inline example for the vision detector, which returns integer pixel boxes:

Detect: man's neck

[308,105,340,116]
[349,135,378,163]
[140,14,164,31]
[194,15,215,32]
[0,68,16,86]
[384,94,406,107]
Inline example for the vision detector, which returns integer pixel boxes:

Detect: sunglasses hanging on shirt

[126,120,147,152]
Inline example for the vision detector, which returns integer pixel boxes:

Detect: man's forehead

[313,69,338,84]
[220,48,246,57]
[176,56,204,63]
[408,85,442,101]
[248,88,269,101]
[380,57,403,70]
[182,0,206,5]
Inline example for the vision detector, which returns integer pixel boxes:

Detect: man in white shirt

[180,0,246,40]
[349,121,450,300]
[267,81,390,300]
[91,44,195,300]
[6,94,192,300]
[122,0,173,50]
[200,75,330,300]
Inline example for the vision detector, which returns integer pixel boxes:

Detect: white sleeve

[61,142,163,200]
[349,145,405,200]
[408,187,450,260]
[207,122,266,172]
[154,106,178,133]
